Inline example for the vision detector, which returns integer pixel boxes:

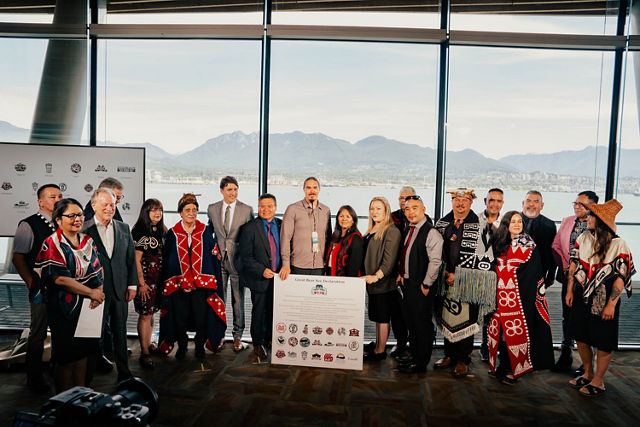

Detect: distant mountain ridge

[1,120,638,178]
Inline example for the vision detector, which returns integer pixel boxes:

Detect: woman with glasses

[362,197,401,361]
[566,200,635,397]
[489,211,554,385]
[35,198,105,392]
[159,193,226,360]
[325,205,363,277]
[131,199,166,369]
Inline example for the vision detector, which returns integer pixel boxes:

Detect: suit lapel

[215,202,226,238]
[88,224,109,259]
[256,219,271,258]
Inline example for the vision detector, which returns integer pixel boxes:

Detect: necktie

[224,205,231,235]
[454,218,463,229]
[266,222,278,272]
[399,225,416,276]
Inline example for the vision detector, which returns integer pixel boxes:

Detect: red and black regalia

[159,220,226,354]
[325,230,364,277]
[132,225,164,315]
[35,228,103,364]
[488,234,554,378]
[569,232,634,352]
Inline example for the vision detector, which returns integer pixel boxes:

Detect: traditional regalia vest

[21,212,56,304]
[434,210,496,342]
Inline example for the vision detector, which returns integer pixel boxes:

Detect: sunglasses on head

[404,195,421,201]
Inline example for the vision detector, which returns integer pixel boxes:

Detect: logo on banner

[14,201,29,209]
[84,184,94,193]
[95,165,108,172]
[300,337,310,347]
[276,323,286,334]
[45,163,52,174]
[348,340,359,351]
[276,336,285,345]
[312,326,323,335]
[301,351,308,360]
[14,163,26,172]
[325,327,334,335]
[288,337,298,347]
[121,202,131,211]
[70,163,81,174]
[289,324,298,334]
[117,166,136,173]
[31,182,38,192]
[311,284,327,295]
[59,183,68,192]
[2,182,12,191]
[349,328,360,337]
[287,351,297,359]
[323,353,334,362]
[275,350,286,359]
[312,353,321,360]
[336,353,346,362]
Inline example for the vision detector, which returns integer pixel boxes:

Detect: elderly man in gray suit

[207,176,254,352]
[84,188,138,383]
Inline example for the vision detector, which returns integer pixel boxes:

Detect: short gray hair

[399,186,416,195]
[91,187,116,205]
[99,177,123,190]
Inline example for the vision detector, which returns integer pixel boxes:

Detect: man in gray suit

[207,176,254,352]
[84,188,138,382]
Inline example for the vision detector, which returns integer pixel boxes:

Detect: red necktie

[399,225,416,277]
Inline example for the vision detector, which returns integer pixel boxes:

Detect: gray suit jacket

[363,226,401,295]
[83,217,138,300]
[207,200,254,274]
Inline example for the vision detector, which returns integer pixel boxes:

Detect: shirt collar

[223,201,237,210]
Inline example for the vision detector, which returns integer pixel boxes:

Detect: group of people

[12,175,634,399]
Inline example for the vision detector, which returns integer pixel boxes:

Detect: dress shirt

[96,220,115,258]
[403,217,444,287]
[280,199,331,269]
[261,218,281,269]
[222,201,237,233]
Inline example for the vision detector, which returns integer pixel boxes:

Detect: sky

[1,10,638,160]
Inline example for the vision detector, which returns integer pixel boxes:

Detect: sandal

[579,383,606,397]
[569,376,591,389]
[139,354,155,370]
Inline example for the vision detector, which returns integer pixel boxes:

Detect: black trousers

[444,335,474,365]
[401,281,435,366]
[391,289,408,348]
[250,284,274,346]
[173,290,208,349]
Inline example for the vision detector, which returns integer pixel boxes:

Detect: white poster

[0,142,145,236]
[272,274,366,371]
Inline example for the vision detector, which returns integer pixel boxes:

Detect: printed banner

[272,274,365,370]
[0,142,145,236]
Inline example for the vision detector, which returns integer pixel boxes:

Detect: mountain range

[2,120,639,179]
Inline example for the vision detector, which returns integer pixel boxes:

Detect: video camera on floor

[13,377,159,427]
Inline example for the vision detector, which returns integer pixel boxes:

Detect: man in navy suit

[84,188,138,382]
[239,193,281,362]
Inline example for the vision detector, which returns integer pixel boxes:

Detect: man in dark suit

[207,176,254,352]
[521,190,557,288]
[239,193,281,362]
[84,188,138,382]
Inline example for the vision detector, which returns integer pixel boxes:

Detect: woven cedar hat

[448,188,476,201]
[587,198,622,233]
[178,193,199,212]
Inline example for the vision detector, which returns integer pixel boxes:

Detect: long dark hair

[492,210,521,257]
[133,198,166,234]
[331,205,360,244]
[591,215,614,262]
[52,198,83,229]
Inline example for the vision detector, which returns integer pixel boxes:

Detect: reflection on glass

[446,46,613,221]
[268,40,439,214]
[97,39,261,202]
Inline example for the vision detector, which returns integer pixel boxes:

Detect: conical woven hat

[588,199,622,233]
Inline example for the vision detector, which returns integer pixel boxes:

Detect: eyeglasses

[404,195,421,201]
[61,213,84,220]
[572,202,586,208]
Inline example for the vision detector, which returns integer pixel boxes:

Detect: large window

[446,45,613,220]
[97,39,262,213]
[269,40,439,215]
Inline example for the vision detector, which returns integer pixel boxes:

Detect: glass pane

[446,46,613,221]
[105,0,263,24]
[0,38,48,143]
[97,39,262,213]
[269,40,439,218]
[272,1,439,28]
[451,1,620,35]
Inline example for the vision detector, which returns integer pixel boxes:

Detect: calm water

[147,183,640,256]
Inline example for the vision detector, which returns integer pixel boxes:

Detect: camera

[13,377,158,427]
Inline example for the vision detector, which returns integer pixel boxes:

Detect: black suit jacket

[84,218,138,300]
[522,213,557,287]
[239,217,282,293]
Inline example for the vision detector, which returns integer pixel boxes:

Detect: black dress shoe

[363,351,387,362]
[96,355,114,374]
[395,353,415,365]
[398,363,427,374]
[364,341,376,353]
[390,345,408,358]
